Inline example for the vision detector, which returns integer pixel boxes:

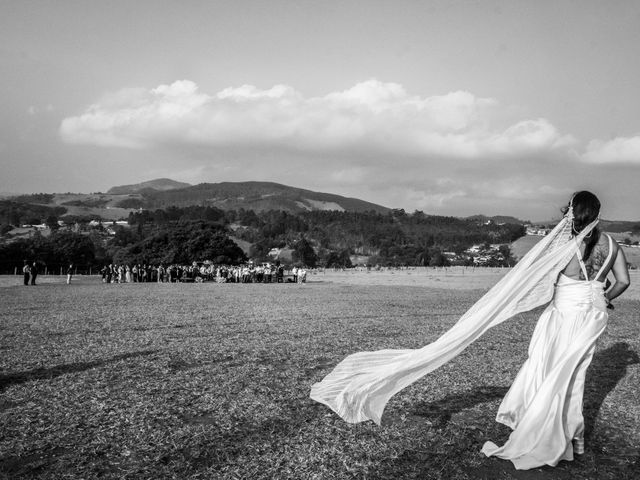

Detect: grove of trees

[0,205,525,274]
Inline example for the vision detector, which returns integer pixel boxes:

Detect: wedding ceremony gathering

[1,1,639,479]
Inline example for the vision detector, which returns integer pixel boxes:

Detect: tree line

[0,205,526,273]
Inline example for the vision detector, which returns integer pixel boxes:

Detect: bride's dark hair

[562,190,601,261]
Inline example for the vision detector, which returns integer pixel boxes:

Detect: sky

[1,0,639,221]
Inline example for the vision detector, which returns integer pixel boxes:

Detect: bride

[310,191,630,470]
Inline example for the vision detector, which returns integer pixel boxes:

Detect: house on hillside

[525,225,551,236]
[465,243,509,266]
[267,247,293,263]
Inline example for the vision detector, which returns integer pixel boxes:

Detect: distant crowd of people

[99,262,308,284]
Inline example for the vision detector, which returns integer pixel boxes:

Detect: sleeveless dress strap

[574,238,589,280]
[594,234,614,282]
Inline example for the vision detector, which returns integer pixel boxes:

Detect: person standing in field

[311,190,630,470]
[480,191,630,466]
[29,261,38,285]
[23,260,30,285]
[66,263,73,284]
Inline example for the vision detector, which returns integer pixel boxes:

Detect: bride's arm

[605,247,630,304]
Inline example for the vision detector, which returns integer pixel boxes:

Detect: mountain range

[7,179,640,233]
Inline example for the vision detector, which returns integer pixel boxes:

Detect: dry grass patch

[1,277,638,479]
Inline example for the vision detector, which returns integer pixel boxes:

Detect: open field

[511,234,640,268]
[1,271,639,479]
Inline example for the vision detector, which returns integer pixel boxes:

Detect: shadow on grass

[372,386,509,479]
[171,402,325,475]
[0,349,159,392]
[0,447,74,478]
[583,342,639,439]
[409,385,509,428]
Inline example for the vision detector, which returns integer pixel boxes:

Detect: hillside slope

[510,233,640,268]
[140,181,390,214]
[107,178,191,194]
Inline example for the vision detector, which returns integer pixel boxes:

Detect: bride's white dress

[481,235,613,469]
[310,211,610,470]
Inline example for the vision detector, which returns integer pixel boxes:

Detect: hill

[532,218,640,233]
[3,180,390,223]
[105,179,390,216]
[107,178,192,194]
[139,181,390,214]
[510,235,543,261]
[510,233,640,268]
[599,219,640,233]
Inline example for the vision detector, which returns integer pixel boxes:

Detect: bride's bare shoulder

[598,233,619,259]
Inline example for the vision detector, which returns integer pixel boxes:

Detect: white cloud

[483,119,576,155]
[59,79,638,218]
[60,79,570,159]
[582,136,640,164]
[217,84,299,102]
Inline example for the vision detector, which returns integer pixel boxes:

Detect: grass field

[511,234,640,268]
[1,271,639,479]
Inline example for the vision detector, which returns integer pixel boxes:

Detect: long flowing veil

[310,209,599,424]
